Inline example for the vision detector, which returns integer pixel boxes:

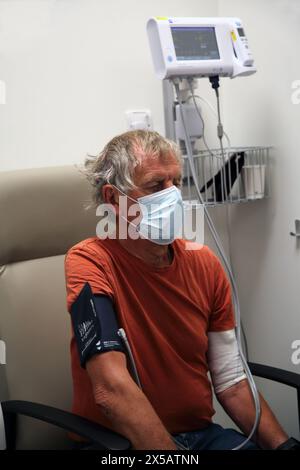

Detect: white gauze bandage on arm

[207,329,247,394]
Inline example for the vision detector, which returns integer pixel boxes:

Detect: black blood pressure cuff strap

[70,282,125,368]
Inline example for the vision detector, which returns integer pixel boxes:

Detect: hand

[275,437,300,450]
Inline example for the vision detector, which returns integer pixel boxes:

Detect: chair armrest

[1,400,131,450]
[248,362,300,389]
[248,362,300,434]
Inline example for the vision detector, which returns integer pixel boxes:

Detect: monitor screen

[171,26,220,61]
[237,28,245,37]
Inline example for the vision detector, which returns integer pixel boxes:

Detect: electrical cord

[118,328,142,389]
[188,84,250,362]
[187,94,232,150]
[173,77,261,450]
[209,77,251,361]
[210,77,228,202]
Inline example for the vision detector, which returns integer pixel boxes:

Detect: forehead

[133,152,181,184]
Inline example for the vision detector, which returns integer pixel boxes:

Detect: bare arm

[217,378,288,449]
[86,351,177,450]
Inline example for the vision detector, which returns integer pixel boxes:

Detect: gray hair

[81,130,183,208]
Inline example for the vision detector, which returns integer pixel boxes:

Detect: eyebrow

[142,173,182,185]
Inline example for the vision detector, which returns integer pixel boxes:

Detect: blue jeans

[72,423,260,450]
[172,423,260,450]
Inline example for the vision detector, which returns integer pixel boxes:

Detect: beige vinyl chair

[1,166,299,450]
[0,165,129,450]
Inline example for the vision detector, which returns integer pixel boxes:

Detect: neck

[118,237,172,267]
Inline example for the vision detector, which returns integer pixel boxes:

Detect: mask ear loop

[110,184,141,233]
[110,184,138,204]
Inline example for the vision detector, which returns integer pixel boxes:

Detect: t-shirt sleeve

[207,249,236,332]
[64,244,114,313]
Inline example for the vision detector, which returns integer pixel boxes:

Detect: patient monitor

[147,17,256,79]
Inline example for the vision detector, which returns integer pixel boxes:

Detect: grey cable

[188,94,232,150]
[173,78,261,451]
[118,328,142,389]
[213,86,253,376]
[188,87,250,362]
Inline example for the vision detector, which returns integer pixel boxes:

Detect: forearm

[94,380,177,450]
[217,379,288,449]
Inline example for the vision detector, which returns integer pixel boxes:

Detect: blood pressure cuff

[70,282,125,369]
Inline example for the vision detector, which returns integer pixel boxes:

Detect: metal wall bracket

[290,220,300,238]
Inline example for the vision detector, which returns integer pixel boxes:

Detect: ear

[102,184,120,208]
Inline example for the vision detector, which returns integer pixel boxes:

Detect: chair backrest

[0,166,97,449]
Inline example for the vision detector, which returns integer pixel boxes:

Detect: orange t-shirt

[64,237,235,435]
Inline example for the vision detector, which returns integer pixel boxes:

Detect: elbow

[86,351,136,410]
[92,376,132,409]
[94,384,114,406]
[93,383,121,419]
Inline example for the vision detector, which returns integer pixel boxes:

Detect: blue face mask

[114,185,184,245]
[137,185,184,245]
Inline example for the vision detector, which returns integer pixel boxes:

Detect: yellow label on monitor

[156,16,168,21]
[231,30,237,41]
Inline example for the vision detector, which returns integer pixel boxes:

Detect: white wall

[0,0,218,171]
[217,0,300,438]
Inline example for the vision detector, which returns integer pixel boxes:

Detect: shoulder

[64,238,115,311]
[65,237,111,265]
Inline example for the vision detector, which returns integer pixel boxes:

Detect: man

[65,130,289,450]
